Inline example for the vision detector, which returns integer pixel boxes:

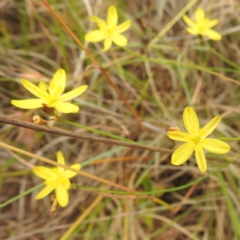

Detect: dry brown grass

[0,0,240,239]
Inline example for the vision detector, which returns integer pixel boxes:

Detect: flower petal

[167,131,192,142]
[39,82,47,92]
[112,34,128,47]
[102,38,112,51]
[62,179,71,190]
[54,101,79,113]
[35,185,55,199]
[204,29,222,40]
[207,19,219,28]
[56,184,69,207]
[49,69,66,97]
[115,20,131,34]
[60,85,88,101]
[90,16,107,30]
[186,27,199,35]
[107,6,118,26]
[200,138,230,154]
[195,144,207,173]
[84,30,106,42]
[195,8,205,21]
[57,151,65,174]
[65,163,81,178]
[199,115,221,138]
[11,99,44,109]
[183,107,199,135]
[21,79,44,98]
[171,142,195,165]
[33,166,57,180]
[183,15,196,28]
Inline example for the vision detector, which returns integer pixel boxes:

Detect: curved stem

[41,0,143,128]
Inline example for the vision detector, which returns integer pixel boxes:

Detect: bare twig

[0,116,172,154]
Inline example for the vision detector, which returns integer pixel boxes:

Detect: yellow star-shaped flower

[84,5,131,51]
[183,8,221,40]
[33,151,81,207]
[167,107,230,173]
[11,69,88,114]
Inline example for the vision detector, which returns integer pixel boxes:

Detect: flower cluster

[85,5,131,51]
[11,69,88,114]
[9,5,230,209]
[183,8,221,40]
[33,151,81,207]
[167,107,230,173]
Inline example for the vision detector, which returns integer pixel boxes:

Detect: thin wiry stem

[41,0,143,128]
[0,134,171,210]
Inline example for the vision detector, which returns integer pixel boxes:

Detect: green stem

[60,119,136,144]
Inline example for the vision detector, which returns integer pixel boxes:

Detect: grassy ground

[1,0,240,239]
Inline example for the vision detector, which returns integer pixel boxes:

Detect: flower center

[45,95,59,106]
[40,93,58,107]
[39,83,60,107]
[191,136,201,144]
[196,19,210,33]
[105,25,116,37]
[54,172,70,186]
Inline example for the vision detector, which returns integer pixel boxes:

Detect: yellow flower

[33,151,81,207]
[183,8,221,40]
[11,69,88,114]
[84,5,131,51]
[167,107,230,173]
